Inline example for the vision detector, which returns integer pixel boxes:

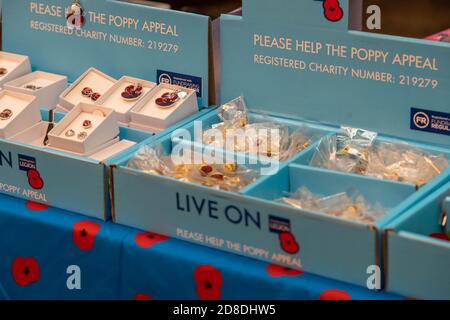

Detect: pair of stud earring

[64,119,92,139]
[65,130,88,140]
[82,87,101,101]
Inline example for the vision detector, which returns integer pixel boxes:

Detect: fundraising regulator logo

[413,112,430,129]
[411,107,450,136]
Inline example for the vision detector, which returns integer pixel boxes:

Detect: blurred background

[128,0,449,38]
[1,0,448,41]
[361,0,449,37]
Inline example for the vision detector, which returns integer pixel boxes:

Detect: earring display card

[0,51,31,87]
[0,90,40,138]
[48,103,119,155]
[4,71,67,110]
[129,83,198,133]
[97,76,157,124]
[58,68,116,111]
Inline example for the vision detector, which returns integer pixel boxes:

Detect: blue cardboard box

[110,0,450,288]
[0,0,217,218]
[386,181,450,300]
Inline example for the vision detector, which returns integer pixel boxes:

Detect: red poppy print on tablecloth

[72,221,101,251]
[194,265,223,300]
[134,293,153,300]
[26,200,49,211]
[12,257,40,287]
[319,289,352,300]
[135,232,169,249]
[266,263,304,277]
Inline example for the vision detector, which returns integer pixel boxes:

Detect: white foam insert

[59,68,116,111]
[0,51,31,87]
[4,71,68,110]
[97,76,156,123]
[47,103,119,154]
[129,83,198,132]
[9,122,50,148]
[89,139,136,162]
[0,90,40,138]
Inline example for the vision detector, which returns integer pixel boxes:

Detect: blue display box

[386,181,450,300]
[110,0,450,288]
[111,110,450,287]
[0,0,217,218]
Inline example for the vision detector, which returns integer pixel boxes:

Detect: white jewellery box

[4,71,68,110]
[0,51,32,88]
[47,103,120,155]
[58,67,117,112]
[96,76,157,124]
[0,89,40,139]
[11,121,137,161]
[10,121,53,149]
[129,83,198,133]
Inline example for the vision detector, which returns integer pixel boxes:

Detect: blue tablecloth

[0,194,403,300]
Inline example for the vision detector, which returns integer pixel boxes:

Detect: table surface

[0,193,404,300]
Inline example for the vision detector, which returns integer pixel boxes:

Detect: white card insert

[129,83,198,133]
[97,76,156,123]
[4,71,67,110]
[0,90,40,138]
[0,51,31,87]
[58,67,116,111]
[48,103,119,154]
